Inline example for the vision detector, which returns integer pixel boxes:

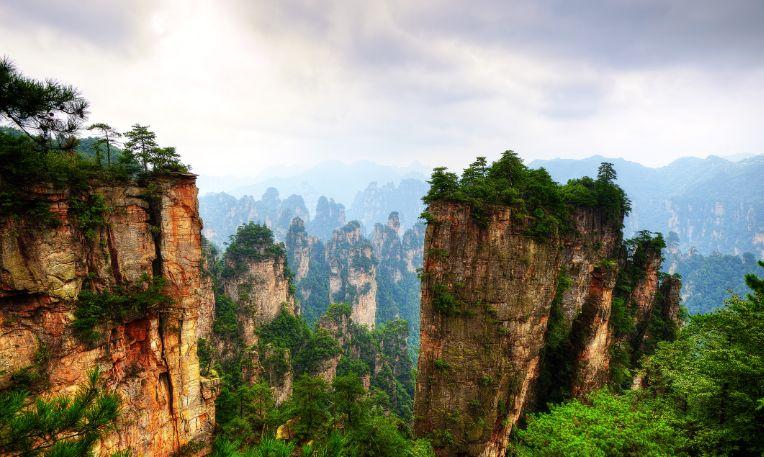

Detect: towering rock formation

[327,221,377,327]
[0,175,216,456]
[414,201,680,456]
[199,188,309,246]
[285,218,330,324]
[213,222,298,403]
[220,233,297,348]
[309,196,346,241]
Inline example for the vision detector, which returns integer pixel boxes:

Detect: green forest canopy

[423,152,631,236]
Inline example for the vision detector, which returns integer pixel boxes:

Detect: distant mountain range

[198,155,762,315]
[197,160,429,212]
[529,155,764,257]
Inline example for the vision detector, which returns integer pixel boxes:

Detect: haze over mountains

[200,154,763,255]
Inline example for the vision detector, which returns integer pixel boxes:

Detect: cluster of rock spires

[0,174,680,456]
[413,202,681,456]
[285,212,424,330]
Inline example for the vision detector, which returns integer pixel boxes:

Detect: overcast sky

[2,0,763,175]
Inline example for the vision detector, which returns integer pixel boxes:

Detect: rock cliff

[0,175,215,456]
[413,201,679,456]
[327,221,377,327]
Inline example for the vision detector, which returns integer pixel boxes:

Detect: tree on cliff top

[422,150,630,235]
[0,57,87,152]
[87,122,121,167]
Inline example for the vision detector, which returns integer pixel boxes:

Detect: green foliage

[213,294,241,342]
[431,284,461,316]
[422,152,630,237]
[288,375,333,441]
[73,274,172,347]
[512,390,686,456]
[641,262,764,455]
[212,436,294,457]
[123,124,189,173]
[0,57,87,151]
[0,368,121,456]
[69,192,110,240]
[223,223,286,278]
[198,337,213,376]
[256,308,341,378]
[216,382,279,446]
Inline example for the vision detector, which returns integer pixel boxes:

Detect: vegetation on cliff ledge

[0,58,189,225]
[73,274,173,347]
[423,151,631,236]
[513,262,764,456]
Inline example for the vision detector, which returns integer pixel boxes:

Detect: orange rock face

[413,202,675,457]
[0,175,216,456]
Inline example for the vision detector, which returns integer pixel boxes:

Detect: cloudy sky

[2,0,763,175]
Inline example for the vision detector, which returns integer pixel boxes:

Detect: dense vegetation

[513,261,764,456]
[0,58,189,226]
[0,369,121,457]
[664,232,762,314]
[423,152,630,236]
[205,224,425,456]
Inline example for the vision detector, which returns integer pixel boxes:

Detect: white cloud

[2,0,763,175]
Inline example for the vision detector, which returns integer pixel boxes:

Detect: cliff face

[0,175,215,456]
[221,249,296,348]
[414,202,676,456]
[327,221,377,327]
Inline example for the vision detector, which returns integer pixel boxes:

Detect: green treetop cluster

[222,222,289,278]
[423,151,631,236]
[0,58,190,223]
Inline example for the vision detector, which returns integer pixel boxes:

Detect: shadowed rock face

[0,175,216,456]
[414,202,677,457]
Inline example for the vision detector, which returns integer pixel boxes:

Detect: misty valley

[1,13,764,457]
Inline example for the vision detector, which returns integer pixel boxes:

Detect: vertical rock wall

[0,175,216,456]
[327,221,377,327]
[413,201,676,457]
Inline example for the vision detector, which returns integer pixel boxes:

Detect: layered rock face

[327,221,377,327]
[221,247,296,348]
[0,175,215,456]
[414,202,678,456]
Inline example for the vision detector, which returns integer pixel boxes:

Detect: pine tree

[87,123,121,167]
[123,124,158,172]
[0,57,88,152]
[0,368,120,456]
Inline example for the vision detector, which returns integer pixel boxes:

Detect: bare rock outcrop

[0,174,215,456]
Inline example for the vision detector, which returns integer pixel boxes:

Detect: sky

[2,0,763,175]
